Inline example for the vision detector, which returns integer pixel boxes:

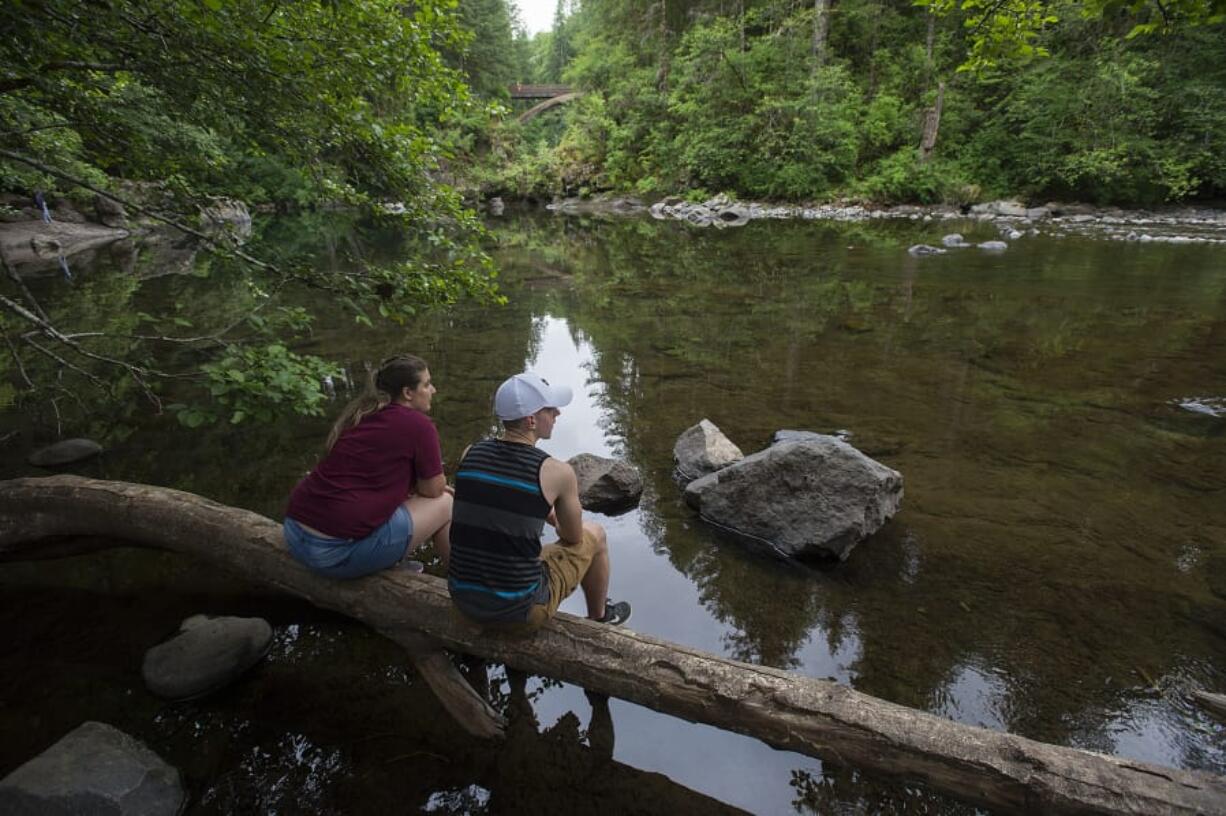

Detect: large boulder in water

[673,419,744,484]
[142,614,273,700]
[0,721,185,815]
[684,434,903,560]
[569,453,643,515]
[28,438,103,467]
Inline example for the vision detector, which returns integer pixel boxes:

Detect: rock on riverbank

[535,193,1226,244]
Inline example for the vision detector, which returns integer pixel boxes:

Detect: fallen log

[0,475,504,742]
[1,476,1223,816]
[1193,690,1226,721]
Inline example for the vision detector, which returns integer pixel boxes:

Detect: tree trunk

[656,0,671,93]
[926,10,935,72]
[919,80,945,163]
[866,1,881,99]
[811,0,830,70]
[2,476,1225,816]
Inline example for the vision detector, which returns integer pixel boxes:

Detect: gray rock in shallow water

[684,434,903,561]
[941,233,968,247]
[0,721,185,816]
[568,453,643,515]
[773,428,853,444]
[28,438,103,467]
[142,614,273,700]
[907,244,946,256]
[674,419,744,484]
[978,240,1008,251]
[712,205,751,227]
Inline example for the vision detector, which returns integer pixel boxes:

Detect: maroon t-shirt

[286,403,444,539]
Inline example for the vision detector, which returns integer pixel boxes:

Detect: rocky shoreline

[528,193,1226,244]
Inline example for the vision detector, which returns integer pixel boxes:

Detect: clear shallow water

[1,209,1224,813]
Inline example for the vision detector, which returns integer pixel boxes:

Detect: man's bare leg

[579,520,610,620]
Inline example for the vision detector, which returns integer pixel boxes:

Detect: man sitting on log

[447,372,631,629]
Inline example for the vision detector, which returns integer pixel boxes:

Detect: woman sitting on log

[283,354,452,578]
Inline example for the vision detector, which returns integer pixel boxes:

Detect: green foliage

[447,0,520,98]
[959,32,1226,203]
[920,0,1225,72]
[0,0,503,431]
[454,0,1224,208]
[857,150,958,203]
[189,344,342,426]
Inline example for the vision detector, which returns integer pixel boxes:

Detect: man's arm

[542,458,584,545]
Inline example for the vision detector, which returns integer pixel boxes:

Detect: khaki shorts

[523,527,600,628]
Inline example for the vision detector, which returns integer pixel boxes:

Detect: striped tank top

[448,439,552,622]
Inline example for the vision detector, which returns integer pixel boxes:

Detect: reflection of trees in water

[790,766,978,815]
[490,214,1226,776]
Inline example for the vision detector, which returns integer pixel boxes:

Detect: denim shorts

[283,505,413,580]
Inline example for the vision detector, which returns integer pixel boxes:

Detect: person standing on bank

[283,354,452,579]
[448,372,631,628]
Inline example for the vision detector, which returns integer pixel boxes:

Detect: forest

[475,0,1226,206]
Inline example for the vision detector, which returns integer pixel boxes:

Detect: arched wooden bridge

[508,84,582,123]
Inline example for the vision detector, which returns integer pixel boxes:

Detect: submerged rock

[908,244,946,256]
[941,233,969,248]
[773,428,853,444]
[569,453,643,515]
[0,721,185,816]
[142,614,273,700]
[28,438,103,467]
[978,240,1008,251]
[684,434,903,561]
[674,419,744,484]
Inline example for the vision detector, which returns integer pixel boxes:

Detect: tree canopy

[0,0,500,428]
[473,0,1226,206]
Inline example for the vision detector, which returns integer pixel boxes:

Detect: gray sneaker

[595,599,631,626]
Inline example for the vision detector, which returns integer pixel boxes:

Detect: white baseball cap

[494,372,573,420]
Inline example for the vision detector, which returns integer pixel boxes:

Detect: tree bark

[919,80,945,163]
[811,0,831,70]
[2,476,1225,816]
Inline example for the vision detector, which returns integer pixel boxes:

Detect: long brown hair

[326,354,428,450]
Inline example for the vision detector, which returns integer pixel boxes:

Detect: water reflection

[2,209,1224,812]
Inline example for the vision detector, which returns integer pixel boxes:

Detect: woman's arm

[410,413,447,497]
[416,473,447,498]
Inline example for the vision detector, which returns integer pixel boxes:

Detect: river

[2,208,1224,814]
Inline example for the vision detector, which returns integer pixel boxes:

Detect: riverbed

[2,208,1223,814]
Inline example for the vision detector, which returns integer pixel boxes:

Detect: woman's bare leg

[404,492,452,568]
